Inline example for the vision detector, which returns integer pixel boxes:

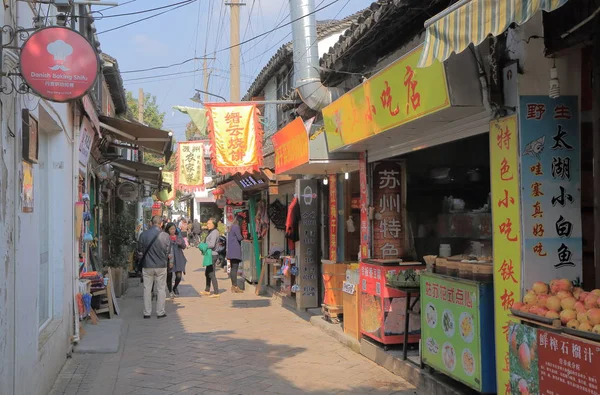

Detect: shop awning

[99,115,174,163]
[417,0,569,68]
[111,159,167,188]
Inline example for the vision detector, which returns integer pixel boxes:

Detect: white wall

[508,13,581,97]
[0,2,78,394]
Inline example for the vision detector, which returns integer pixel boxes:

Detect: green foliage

[126,91,165,129]
[185,121,203,140]
[102,209,137,268]
[125,90,177,169]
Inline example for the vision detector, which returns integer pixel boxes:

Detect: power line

[94,0,137,12]
[106,0,341,77]
[86,0,194,19]
[97,0,197,35]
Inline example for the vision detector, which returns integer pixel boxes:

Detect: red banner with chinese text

[490,115,522,395]
[359,153,369,260]
[329,175,337,261]
[205,103,263,175]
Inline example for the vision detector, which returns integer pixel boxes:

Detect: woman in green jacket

[198,218,220,298]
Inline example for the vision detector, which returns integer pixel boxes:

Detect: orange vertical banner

[329,174,337,262]
[490,115,522,395]
[205,103,263,175]
[359,152,369,260]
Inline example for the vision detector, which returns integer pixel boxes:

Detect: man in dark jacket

[137,215,172,318]
[226,214,244,293]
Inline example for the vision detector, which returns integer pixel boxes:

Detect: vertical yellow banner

[490,115,522,395]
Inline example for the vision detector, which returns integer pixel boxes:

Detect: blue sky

[94,0,374,141]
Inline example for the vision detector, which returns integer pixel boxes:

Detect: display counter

[242,240,261,283]
[420,272,496,393]
[359,261,423,346]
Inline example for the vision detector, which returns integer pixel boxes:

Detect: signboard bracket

[0,25,34,96]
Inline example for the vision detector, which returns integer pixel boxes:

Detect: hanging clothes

[285,196,301,251]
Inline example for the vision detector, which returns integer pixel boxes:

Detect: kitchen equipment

[439,244,451,258]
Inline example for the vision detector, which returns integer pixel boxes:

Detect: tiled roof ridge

[242,9,364,101]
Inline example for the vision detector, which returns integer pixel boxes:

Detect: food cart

[420,271,497,393]
[359,260,423,348]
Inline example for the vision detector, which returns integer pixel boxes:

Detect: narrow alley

[49,247,418,395]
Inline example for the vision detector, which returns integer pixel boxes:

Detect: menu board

[296,179,319,309]
[509,323,600,395]
[421,273,481,390]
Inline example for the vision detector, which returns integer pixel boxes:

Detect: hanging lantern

[157,189,169,202]
[213,186,224,200]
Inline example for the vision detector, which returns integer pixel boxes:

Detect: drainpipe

[72,104,81,344]
[289,0,344,111]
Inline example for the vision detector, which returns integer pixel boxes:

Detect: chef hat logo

[47,40,73,62]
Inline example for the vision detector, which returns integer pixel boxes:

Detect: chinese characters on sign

[359,153,369,260]
[519,96,581,285]
[271,117,309,174]
[175,142,205,192]
[205,104,263,175]
[323,45,450,152]
[329,174,338,261]
[537,329,600,394]
[424,281,473,308]
[297,180,319,309]
[78,117,95,167]
[490,116,522,395]
[372,161,404,259]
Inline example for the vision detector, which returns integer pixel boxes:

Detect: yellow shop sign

[323,45,450,152]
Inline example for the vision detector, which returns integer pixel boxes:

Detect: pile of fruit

[513,279,600,334]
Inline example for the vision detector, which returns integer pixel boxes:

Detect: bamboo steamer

[435,258,447,275]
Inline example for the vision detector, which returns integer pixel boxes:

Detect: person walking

[227,214,244,293]
[198,218,220,298]
[137,215,172,318]
[164,222,187,298]
[179,218,189,247]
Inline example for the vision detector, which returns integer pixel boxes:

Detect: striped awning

[417,0,569,68]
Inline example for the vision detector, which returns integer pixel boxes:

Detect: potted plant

[102,209,136,297]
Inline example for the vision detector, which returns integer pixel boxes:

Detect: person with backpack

[137,215,172,318]
[227,214,244,293]
[198,217,220,298]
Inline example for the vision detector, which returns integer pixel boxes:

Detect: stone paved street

[49,248,418,395]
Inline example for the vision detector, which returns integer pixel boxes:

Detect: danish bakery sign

[20,27,99,102]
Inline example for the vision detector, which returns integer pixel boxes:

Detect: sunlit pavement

[49,247,419,395]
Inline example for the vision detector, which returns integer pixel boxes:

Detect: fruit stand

[420,271,497,393]
[508,280,600,394]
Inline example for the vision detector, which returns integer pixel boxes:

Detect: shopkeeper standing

[227,214,244,294]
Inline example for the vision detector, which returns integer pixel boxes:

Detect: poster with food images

[420,273,481,390]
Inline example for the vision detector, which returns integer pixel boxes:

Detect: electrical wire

[97,0,197,35]
[83,0,195,19]
[95,0,137,13]
[105,0,341,78]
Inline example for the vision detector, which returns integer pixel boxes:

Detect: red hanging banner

[205,103,263,175]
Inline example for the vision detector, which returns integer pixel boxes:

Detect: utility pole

[136,88,145,236]
[226,1,244,102]
[202,57,211,102]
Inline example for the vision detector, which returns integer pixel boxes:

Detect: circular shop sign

[116,182,139,202]
[20,27,99,102]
